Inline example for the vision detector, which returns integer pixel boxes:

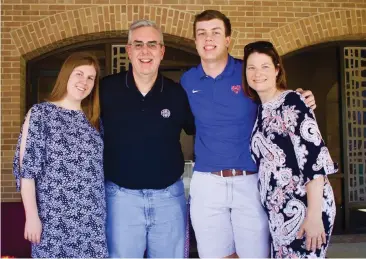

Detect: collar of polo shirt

[197,54,236,80]
[125,65,164,95]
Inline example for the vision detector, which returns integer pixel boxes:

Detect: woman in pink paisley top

[242,41,337,258]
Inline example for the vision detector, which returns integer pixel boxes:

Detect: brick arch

[9,5,240,60]
[269,9,366,55]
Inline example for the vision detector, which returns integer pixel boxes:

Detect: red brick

[0,0,361,203]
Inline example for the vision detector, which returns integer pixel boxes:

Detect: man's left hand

[296,88,316,110]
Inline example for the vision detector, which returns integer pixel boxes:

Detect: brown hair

[242,41,287,102]
[47,52,101,131]
[193,10,232,38]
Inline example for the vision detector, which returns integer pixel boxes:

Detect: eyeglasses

[244,41,274,53]
[128,41,163,50]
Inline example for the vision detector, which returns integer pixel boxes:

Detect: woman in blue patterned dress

[242,41,337,258]
[13,52,108,258]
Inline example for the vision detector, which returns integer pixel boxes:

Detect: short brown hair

[242,41,287,102]
[47,52,101,130]
[193,10,231,38]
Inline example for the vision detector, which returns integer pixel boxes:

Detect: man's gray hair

[128,19,164,45]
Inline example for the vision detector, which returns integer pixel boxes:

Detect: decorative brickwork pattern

[2,1,366,202]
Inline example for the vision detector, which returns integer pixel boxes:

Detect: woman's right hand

[24,215,42,244]
[297,214,326,251]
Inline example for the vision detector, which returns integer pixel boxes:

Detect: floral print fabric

[13,102,108,258]
[250,91,337,258]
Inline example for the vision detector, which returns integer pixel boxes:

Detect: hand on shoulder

[295,88,316,110]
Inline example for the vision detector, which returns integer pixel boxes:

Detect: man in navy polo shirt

[100,20,195,258]
[181,10,316,258]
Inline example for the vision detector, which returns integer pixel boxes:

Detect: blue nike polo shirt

[181,55,258,172]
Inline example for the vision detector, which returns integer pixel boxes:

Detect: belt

[211,169,257,177]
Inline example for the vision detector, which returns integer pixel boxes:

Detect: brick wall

[1,0,366,202]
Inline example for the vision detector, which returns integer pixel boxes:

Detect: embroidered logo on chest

[231,85,241,94]
[161,109,171,118]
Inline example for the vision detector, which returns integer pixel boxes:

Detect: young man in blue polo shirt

[181,10,316,258]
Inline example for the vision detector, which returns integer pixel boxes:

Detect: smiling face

[194,19,230,63]
[64,65,96,102]
[126,26,165,77]
[246,52,279,95]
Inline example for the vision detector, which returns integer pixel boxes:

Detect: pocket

[105,181,119,197]
[165,180,185,198]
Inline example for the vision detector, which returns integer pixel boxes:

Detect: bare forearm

[21,178,39,219]
[306,176,324,217]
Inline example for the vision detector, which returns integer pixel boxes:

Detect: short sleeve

[283,92,338,184]
[13,105,46,191]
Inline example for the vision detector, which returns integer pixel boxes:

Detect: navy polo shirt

[181,55,258,172]
[100,68,195,189]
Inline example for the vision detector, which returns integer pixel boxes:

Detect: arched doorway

[26,37,200,193]
[26,38,200,108]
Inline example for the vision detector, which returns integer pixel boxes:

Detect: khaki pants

[190,171,270,258]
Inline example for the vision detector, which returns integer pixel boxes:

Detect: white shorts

[190,171,270,258]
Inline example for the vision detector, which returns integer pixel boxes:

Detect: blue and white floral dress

[250,91,337,258]
[13,102,108,258]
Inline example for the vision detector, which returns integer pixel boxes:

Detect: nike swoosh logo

[192,90,201,93]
